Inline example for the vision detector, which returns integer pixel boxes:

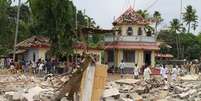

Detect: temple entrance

[144,51,151,66]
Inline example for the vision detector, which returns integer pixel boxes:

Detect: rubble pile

[0,74,70,101]
[102,78,201,101]
[102,78,166,101]
[168,81,201,101]
[179,74,199,81]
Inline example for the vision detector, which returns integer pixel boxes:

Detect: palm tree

[169,18,183,33]
[183,5,198,33]
[169,18,183,59]
[136,10,149,19]
[153,11,163,33]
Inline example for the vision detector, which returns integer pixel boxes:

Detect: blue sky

[14,0,201,34]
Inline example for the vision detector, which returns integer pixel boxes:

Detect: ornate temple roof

[16,35,50,49]
[112,7,150,26]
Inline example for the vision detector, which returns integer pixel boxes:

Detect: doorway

[144,51,151,66]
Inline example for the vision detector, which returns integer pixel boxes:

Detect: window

[123,50,135,62]
[138,27,142,35]
[127,27,133,36]
[108,50,114,62]
[147,29,152,36]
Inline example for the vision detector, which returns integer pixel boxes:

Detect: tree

[158,29,201,60]
[169,18,185,59]
[169,18,183,33]
[28,0,76,57]
[153,11,163,33]
[183,5,198,33]
[0,0,13,55]
[136,10,149,19]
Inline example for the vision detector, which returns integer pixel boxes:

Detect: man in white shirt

[161,65,168,80]
[144,65,152,80]
[134,64,140,79]
[119,60,125,78]
[172,65,179,81]
[39,61,44,75]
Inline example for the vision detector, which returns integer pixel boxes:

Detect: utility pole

[13,0,21,61]
[180,0,183,20]
[133,0,136,9]
[179,0,183,59]
[75,9,78,66]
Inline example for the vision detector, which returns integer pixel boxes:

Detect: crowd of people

[0,57,85,76]
[6,58,59,75]
[116,60,200,82]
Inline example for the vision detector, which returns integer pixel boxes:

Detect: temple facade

[15,35,50,62]
[104,7,159,68]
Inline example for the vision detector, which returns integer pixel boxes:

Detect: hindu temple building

[15,35,50,62]
[104,7,160,68]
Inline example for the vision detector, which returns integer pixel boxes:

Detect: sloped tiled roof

[113,7,150,26]
[16,35,50,48]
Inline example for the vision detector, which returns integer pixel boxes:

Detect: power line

[133,0,136,9]
[145,0,159,10]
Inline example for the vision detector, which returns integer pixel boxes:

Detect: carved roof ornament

[113,7,150,26]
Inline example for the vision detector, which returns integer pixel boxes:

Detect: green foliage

[169,18,183,33]
[136,10,150,19]
[0,0,32,55]
[158,30,201,60]
[28,0,77,57]
[0,0,99,57]
[183,5,198,33]
[153,11,163,32]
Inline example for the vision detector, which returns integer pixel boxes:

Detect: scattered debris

[179,74,199,81]
[102,76,201,101]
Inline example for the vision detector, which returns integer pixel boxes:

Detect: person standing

[39,61,44,75]
[143,65,152,80]
[32,61,37,75]
[10,60,15,70]
[119,60,125,78]
[46,59,52,74]
[161,65,168,80]
[172,65,178,81]
[0,59,4,69]
[133,64,140,79]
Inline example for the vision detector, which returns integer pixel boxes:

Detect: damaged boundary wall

[80,64,108,101]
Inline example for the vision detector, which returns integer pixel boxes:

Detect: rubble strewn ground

[0,69,69,101]
[1,69,201,101]
[102,74,201,101]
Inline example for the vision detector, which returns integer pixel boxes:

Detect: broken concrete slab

[102,88,120,98]
[129,93,143,101]
[179,75,199,81]
[178,89,197,99]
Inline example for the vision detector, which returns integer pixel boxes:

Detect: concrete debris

[179,75,199,81]
[0,74,70,101]
[102,76,201,101]
[60,97,69,101]
[102,88,120,98]
[115,79,140,85]
[102,78,165,101]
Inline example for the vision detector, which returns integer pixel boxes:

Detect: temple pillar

[136,50,144,68]
[114,49,120,68]
[104,50,108,64]
[151,51,156,67]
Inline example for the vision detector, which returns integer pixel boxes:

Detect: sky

[14,0,201,34]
